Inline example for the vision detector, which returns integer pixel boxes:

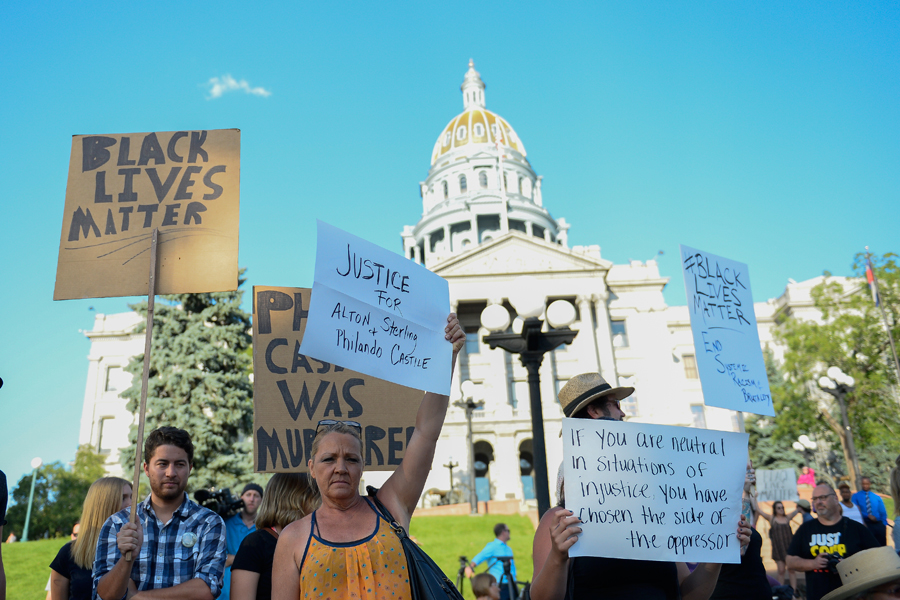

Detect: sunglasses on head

[316,419,362,435]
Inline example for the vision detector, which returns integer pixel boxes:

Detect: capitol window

[478,171,488,188]
[459,174,467,192]
[518,176,524,194]
[443,132,451,146]
[611,319,629,347]
[456,126,467,140]
[442,181,449,199]
[474,123,485,137]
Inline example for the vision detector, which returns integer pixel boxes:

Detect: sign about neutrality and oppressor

[299,221,452,395]
[54,129,240,300]
[563,418,749,564]
[253,286,426,473]
[755,468,800,503]
[680,245,774,416]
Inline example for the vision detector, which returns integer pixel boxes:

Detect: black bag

[367,486,465,600]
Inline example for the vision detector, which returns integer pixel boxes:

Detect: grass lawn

[410,513,535,600]
[4,537,67,600]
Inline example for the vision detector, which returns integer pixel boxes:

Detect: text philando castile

[569,426,736,557]
[68,132,227,241]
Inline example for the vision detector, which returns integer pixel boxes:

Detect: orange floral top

[300,499,411,600]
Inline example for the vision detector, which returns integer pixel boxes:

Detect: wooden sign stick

[126,228,159,561]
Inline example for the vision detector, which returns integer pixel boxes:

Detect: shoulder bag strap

[366,486,409,540]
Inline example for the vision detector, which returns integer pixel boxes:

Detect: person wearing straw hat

[530,372,752,600]
[820,546,900,600]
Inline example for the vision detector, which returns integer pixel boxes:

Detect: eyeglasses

[316,420,362,435]
[812,493,836,502]
[871,582,900,597]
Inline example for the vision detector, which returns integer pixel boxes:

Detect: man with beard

[786,483,878,600]
[221,483,263,600]
[94,427,226,600]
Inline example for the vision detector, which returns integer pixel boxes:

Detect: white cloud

[205,74,272,100]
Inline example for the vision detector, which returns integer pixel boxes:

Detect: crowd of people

[1,312,899,600]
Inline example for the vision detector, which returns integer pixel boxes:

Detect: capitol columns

[591,291,619,385]
[575,295,602,373]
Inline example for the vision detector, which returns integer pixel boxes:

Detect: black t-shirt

[787,517,878,600]
[710,527,772,600]
[571,556,680,600]
[49,541,94,600]
[232,528,279,600]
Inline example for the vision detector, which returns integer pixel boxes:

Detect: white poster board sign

[300,221,452,395]
[755,468,799,503]
[563,418,748,564]
[680,245,775,416]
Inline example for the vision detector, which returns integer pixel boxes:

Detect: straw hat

[821,547,900,600]
[558,373,634,418]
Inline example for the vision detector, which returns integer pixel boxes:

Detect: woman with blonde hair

[49,477,131,600]
[231,474,320,600]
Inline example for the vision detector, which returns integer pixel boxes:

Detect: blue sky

[2,2,897,497]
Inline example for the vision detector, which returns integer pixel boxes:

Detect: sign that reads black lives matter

[54,130,240,300]
[252,286,425,473]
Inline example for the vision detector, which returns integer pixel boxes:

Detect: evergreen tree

[5,445,106,539]
[120,271,254,492]
[772,252,900,492]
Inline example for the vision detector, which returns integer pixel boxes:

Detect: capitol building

[78,61,837,506]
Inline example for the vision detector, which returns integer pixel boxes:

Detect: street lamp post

[455,381,484,515]
[792,435,819,475]
[480,278,578,516]
[443,458,458,503]
[818,367,862,490]
[22,456,42,542]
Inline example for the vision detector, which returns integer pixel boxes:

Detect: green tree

[5,445,106,539]
[120,272,254,493]
[773,252,900,492]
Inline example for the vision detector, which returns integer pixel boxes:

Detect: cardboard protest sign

[680,245,775,416]
[253,286,427,473]
[563,418,748,564]
[54,129,240,300]
[299,221,452,395]
[755,468,799,503]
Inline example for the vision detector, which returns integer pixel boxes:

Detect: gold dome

[430,108,527,166]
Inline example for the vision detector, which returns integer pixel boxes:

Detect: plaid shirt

[92,493,226,600]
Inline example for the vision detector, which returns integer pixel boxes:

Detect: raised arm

[530,508,581,600]
[379,313,465,527]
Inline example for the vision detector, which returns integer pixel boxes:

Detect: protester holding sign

[270,313,464,600]
[531,373,751,600]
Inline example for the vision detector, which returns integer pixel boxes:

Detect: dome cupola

[402,61,568,267]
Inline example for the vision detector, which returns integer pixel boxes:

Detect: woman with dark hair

[231,474,320,600]
[756,500,800,588]
[49,477,131,600]
[531,373,751,600]
[271,314,464,600]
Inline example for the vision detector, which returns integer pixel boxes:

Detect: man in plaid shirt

[93,427,226,599]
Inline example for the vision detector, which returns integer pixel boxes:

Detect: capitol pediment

[430,232,612,277]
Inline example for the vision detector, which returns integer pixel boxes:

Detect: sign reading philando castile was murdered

[54,130,240,300]
[252,286,426,473]
[299,220,452,395]
[563,418,748,564]
[755,468,800,503]
[680,245,775,417]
